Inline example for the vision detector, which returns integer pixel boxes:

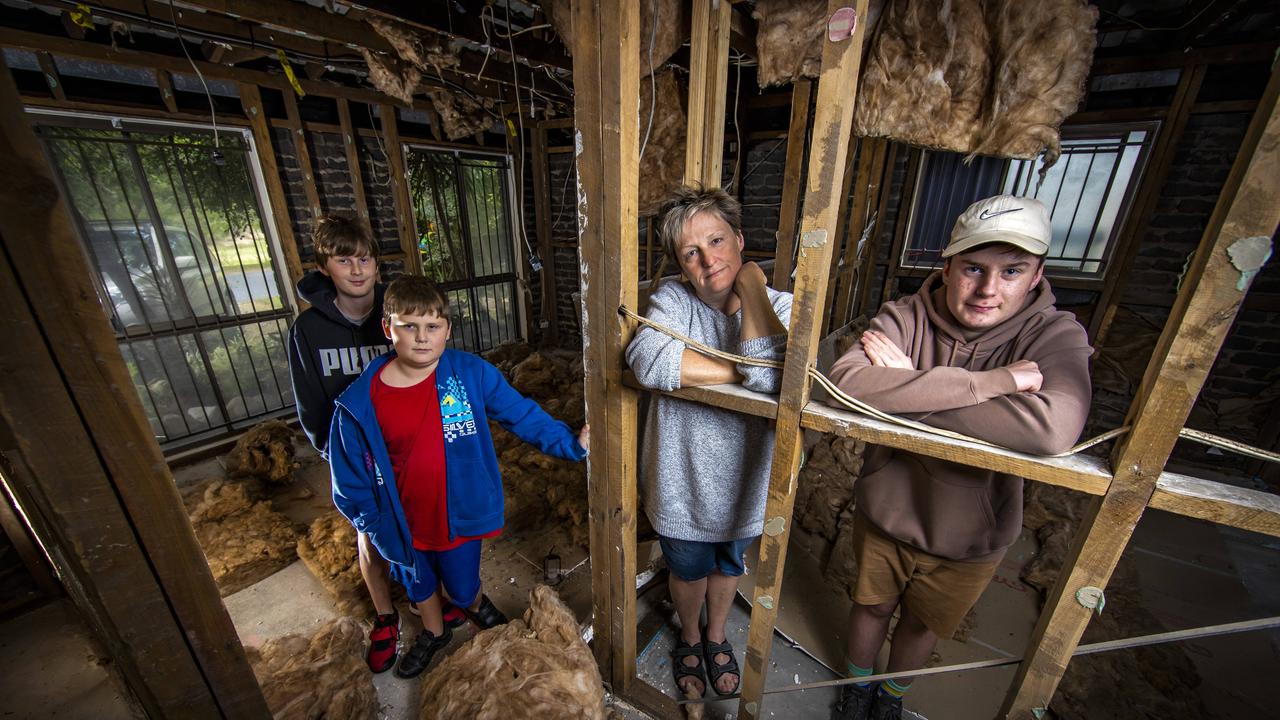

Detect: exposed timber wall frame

[1001,64,1280,718]
[241,83,307,301]
[584,5,1280,720]
[379,104,424,275]
[771,79,813,290]
[739,2,870,717]
[684,0,732,187]
[573,0,644,712]
[0,54,270,719]
[532,122,559,346]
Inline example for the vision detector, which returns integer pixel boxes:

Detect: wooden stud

[822,135,864,330]
[378,104,423,275]
[240,83,306,306]
[0,55,270,719]
[281,89,323,224]
[1002,65,1280,719]
[827,137,878,328]
[684,0,732,187]
[154,69,179,113]
[572,0,640,691]
[531,122,558,346]
[1089,65,1206,343]
[36,51,65,101]
[771,79,812,291]
[336,98,370,223]
[738,3,870,718]
[878,147,922,306]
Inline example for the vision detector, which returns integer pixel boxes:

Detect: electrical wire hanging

[638,0,659,162]
[166,1,221,155]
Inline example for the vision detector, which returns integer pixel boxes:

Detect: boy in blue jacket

[328,275,589,679]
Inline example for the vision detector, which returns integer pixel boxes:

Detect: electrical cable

[165,1,220,152]
[726,50,744,192]
[638,0,658,162]
[504,2,537,264]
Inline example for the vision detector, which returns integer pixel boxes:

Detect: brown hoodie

[827,271,1092,561]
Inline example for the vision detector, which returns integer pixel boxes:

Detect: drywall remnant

[187,479,300,596]
[418,585,608,719]
[752,0,828,87]
[1226,236,1272,291]
[226,419,298,485]
[245,617,380,720]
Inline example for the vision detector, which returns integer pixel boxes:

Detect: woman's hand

[734,261,767,292]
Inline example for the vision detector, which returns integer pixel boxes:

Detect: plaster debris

[417,585,609,720]
[187,479,300,596]
[245,617,379,720]
[1226,236,1272,291]
[225,419,297,485]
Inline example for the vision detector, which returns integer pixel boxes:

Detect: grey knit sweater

[625,279,792,542]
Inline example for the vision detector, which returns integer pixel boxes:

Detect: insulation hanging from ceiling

[423,87,496,140]
[752,0,829,88]
[542,0,684,77]
[638,68,687,216]
[360,47,421,106]
[854,0,1096,166]
[360,16,462,107]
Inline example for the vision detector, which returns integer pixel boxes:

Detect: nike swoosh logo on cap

[979,208,1023,220]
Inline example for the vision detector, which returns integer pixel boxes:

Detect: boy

[328,276,590,679]
[287,216,465,674]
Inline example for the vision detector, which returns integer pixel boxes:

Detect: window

[405,147,521,352]
[902,124,1157,278]
[41,118,294,449]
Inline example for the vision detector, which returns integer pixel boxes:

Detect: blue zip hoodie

[328,349,587,573]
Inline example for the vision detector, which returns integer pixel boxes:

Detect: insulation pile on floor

[245,617,380,720]
[225,419,298,485]
[296,511,373,614]
[485,344,591,547]
[185,479,301,596]
[418,585,611,720]
[1021,485,1211,718]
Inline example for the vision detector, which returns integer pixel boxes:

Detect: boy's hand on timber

[861,330,914,370]
[577,424,590,455]
[1005,360,1043,393]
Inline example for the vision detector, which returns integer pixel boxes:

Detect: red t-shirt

[370,366,499,551]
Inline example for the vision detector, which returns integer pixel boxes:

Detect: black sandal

[672,639,707,698]
[703,636,741,696]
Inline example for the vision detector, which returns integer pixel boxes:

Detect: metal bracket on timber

[738,3,871,719]
[1000,62,1280,719]
[573,0,641,700]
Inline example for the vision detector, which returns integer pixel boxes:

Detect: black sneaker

[393,626,452,679]
[831,682,876,720]
[869,693,903,720]
[465,594,509,629]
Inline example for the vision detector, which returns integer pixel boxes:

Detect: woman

[626,185,791,698]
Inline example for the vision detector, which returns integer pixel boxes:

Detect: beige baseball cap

[942,195,1052,258]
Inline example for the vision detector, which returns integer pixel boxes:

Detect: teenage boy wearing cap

[825,195,1092,720]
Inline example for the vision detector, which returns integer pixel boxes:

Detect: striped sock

[846,661,874,688]
[878,678,910,700]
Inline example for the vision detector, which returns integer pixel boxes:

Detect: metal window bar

[406,147,521,353]
[39,123,294,447]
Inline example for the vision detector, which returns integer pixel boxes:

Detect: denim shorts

[659,535,757,581]
[390,539,483,606]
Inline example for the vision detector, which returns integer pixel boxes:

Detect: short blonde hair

[657,185,743,267]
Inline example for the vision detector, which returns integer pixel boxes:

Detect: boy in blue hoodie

[328,275,589,679]
[288,217,469,674]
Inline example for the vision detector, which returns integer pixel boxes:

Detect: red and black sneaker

[366,611,400,673]
[441,600,467,629]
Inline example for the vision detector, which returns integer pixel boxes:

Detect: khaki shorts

[850,513,1002,639]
